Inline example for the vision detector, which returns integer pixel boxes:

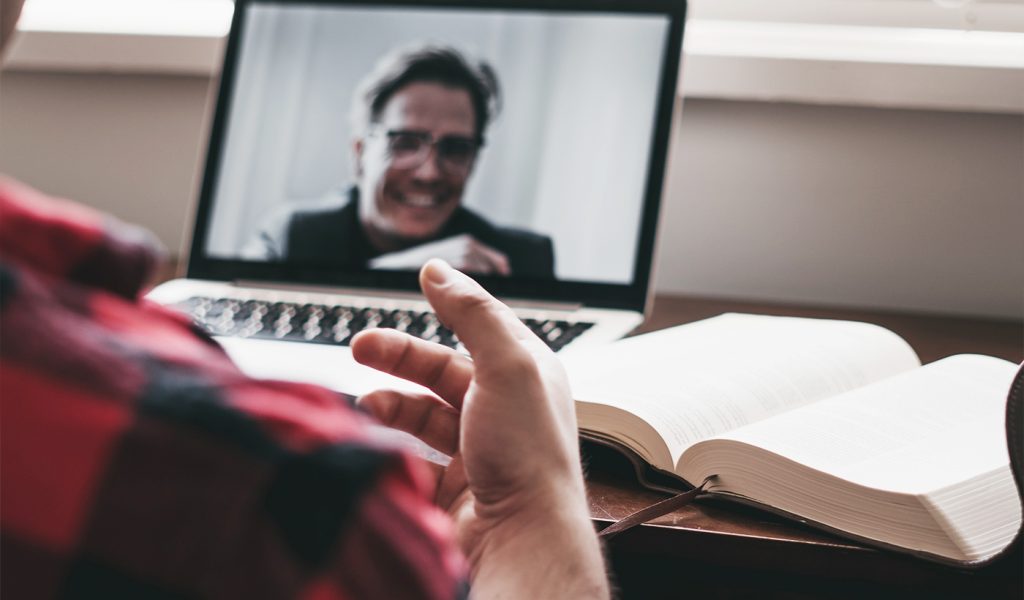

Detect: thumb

[419,259,538,363]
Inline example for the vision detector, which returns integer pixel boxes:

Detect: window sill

[682,20,1024,114]
[3,20,1022,114]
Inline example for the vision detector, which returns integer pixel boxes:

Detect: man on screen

[244,44,556,278]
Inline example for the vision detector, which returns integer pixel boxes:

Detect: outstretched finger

[351,328,473,407]
[357,389,460,456]
[419,260,545,364]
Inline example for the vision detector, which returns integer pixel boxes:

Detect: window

[17,0,234,37]
[683,0,1024,112]
[690,0,1022,32]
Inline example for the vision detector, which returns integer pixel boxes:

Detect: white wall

[0,71,209,257]
[657,98,1024,319]
[1,70,1021,319]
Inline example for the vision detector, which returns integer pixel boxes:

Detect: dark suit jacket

[244,187,556,279]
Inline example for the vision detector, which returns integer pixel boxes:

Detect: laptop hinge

[231,280,424,302]
[501,298,583,312]
[230,279,584,312]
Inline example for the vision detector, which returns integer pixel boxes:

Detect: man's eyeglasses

[372,128,482,176]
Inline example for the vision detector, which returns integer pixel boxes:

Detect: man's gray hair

[350,43,501,141]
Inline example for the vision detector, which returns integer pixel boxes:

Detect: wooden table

[589,295,1023,599]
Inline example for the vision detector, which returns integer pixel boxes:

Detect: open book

[562,313,1022,567]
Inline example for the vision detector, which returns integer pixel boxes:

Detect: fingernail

[423,259,453,286]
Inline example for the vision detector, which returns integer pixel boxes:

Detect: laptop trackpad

[216,337,450,464]
[216,337,429,397]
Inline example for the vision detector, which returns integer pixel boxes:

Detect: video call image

[204,4,669,284]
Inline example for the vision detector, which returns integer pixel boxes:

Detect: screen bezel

[185,0,686,311]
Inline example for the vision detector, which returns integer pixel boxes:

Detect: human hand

[367,234,511,276]
[351,260,608,598]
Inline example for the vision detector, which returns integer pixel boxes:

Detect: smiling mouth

[397,193,445,208]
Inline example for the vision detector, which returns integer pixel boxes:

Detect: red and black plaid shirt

[0,177,468,599]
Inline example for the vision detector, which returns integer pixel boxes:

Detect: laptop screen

[188,0,685,311]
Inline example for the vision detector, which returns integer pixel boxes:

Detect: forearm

[467,496,610,599]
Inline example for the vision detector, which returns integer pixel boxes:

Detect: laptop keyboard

[175,296,594,352]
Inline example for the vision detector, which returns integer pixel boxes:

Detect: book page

[565,314,921,465]
[675,355,1021,563]
[699,354,1016,494]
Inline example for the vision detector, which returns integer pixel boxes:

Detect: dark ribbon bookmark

[599,477,713,540]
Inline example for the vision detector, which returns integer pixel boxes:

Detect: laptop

[148,0,687,396]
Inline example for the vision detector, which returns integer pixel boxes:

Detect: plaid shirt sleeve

[0,177,469,599]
